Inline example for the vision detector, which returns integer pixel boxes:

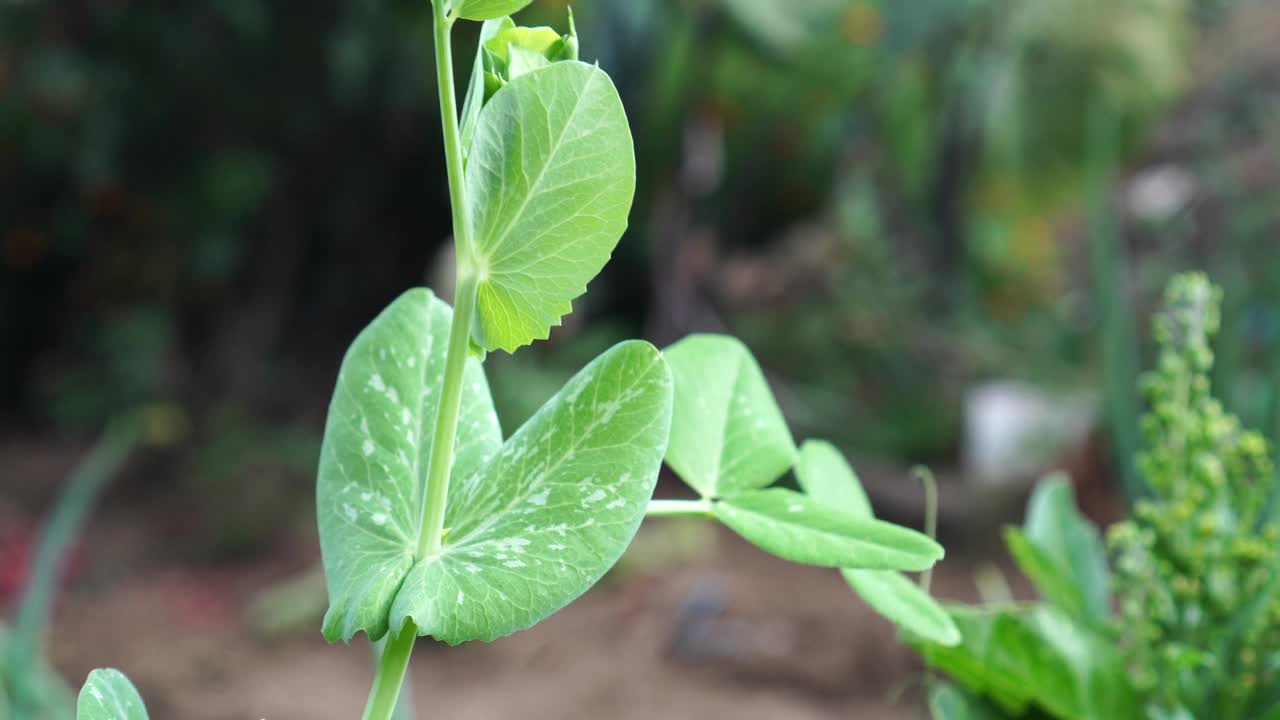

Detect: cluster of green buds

[479,14,577,99]
[1108,272,1280,718]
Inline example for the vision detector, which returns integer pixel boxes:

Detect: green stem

[432,0,475,265]
[365,4,477,719]
[645,498,714,518]
[416,273,478,558]
[362,621,418,720]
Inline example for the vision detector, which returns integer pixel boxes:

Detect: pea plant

[69,2,952,717]
[914,273,1280,720]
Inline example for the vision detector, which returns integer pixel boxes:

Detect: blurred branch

[5,418,139,714]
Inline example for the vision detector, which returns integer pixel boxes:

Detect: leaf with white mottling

[795,440,959,645]
[76,669,147,720]
[663,334,796,498]
[466,61,635,352]
[450,0,533,21]
[317,288,502,642]
[390,340,672,644]
[713,488,943,571]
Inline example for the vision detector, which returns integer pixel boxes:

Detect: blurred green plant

[913,273,1280,720]
[3,419,140,720]
[1110,273,1279,718]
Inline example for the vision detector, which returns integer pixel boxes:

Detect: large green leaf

[450,0,533,21]
[318,288,502,642]
[1005,475,1110,628]
[795,440,959,645]
[389,340,672,644]
[466,61,635,352]
[914,606,1138,720]
[76,669,147,720]
[663,335,796,497]
[713,488,943,571]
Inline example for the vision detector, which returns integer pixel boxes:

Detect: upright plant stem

[416,274,478,558]
[364,4,476,719]
[363,621,418,720]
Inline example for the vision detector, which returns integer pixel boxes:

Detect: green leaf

[460,16,515,162]
[450,0,533,21]
[466,61,635,352]
[795,439,870,516]
[663,335,796,497]
[713,488,943,571]
[505,44,551,81]
[1005,475,1110,627]
[795,440,959,645]
[913,606,1137,720]
[318,288,502,642]
[76,669,148,720]
[845,569,961,646]
[928,683,1008,720]
[389,340,672,644]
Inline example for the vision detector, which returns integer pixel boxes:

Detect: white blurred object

[964,381,1097,487]
[1126,164,1196,222]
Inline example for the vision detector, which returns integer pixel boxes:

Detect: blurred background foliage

[3,0,1280,526]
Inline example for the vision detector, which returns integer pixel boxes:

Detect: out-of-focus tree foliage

[0,0,447,427]
[2,0,1274,472]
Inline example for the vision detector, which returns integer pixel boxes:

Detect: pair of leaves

[318,290,673,644]
[1003,475,1111,629]
[76,669,147,720]
[661,335,953,642]
[455,15,635,354]
[914,606,1137,720]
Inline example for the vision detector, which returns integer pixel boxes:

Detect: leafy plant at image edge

[913,273,1280,720]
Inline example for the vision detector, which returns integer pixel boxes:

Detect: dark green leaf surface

[389,341,672,644]
[928,683,1008,720]
[1007,475,1110,627]
[466,61,635,352]
[76,669,147,720]
[713,488,943,571]
[663,335,796,497]
[914,605,1137,720]
[318,289,502,642]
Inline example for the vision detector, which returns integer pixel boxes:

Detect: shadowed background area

[3,0,1280,717]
